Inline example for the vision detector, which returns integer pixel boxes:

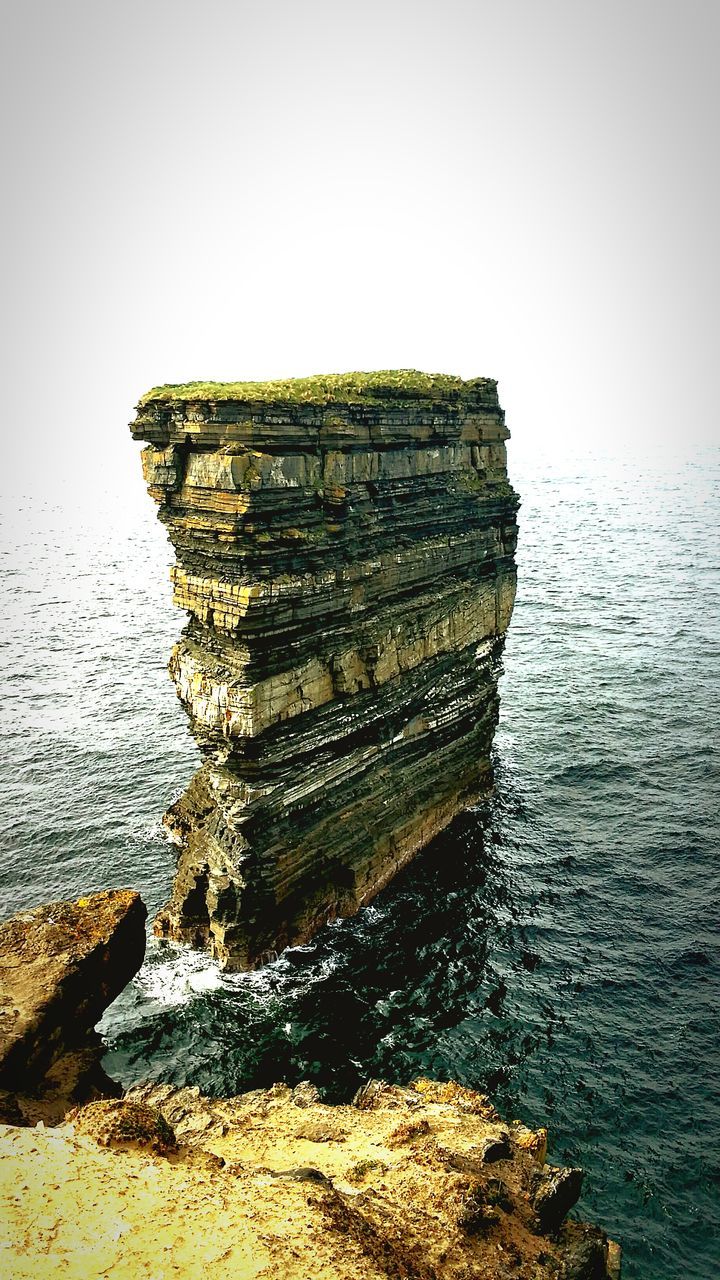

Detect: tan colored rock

[0,1075,621,1279]
[0,890,146,1122]
[68,1097,177,1154]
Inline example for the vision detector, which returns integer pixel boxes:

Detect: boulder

[0,889,146,1121]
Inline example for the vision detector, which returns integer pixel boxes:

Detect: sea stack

[130,371,519,969]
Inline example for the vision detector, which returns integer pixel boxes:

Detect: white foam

[134,942,224,1007]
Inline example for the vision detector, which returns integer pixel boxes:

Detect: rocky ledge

[0,893,621,1277]
[0,889,146,1123]
[1,1080,621,1280]
[130,370,519,969]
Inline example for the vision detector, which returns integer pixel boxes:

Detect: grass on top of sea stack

[138,370,496,406]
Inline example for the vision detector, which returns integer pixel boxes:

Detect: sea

[2,441,718,1279]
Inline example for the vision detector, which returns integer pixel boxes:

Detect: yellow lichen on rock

[0,1080,621,1280]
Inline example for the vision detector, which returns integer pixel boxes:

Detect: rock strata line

[130,371,519,969]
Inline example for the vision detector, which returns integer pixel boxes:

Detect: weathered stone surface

[68,1097,178,1154]
[533,1165,585,1234]
[560,1225,614,1280]
[0,1074,621,1279]
[130,371,519,969]
[0,889,146,1121]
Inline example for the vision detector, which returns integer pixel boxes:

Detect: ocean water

[1,443,718,1279]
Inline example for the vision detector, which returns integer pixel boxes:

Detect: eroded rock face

[0,889,146,1123]
[130,371,519,969]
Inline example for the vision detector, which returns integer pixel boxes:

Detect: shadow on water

[103,757,557,1108]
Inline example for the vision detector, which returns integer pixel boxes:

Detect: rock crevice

[130,371,519,969]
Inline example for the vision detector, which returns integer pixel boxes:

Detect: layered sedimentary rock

[130,371,519,969]
[0,890,146,1122]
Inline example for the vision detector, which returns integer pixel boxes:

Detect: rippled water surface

[2,444,718,1279]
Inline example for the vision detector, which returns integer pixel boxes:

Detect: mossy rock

[68,1098,177,1155]
[456,469,486,495]
[138,370,495,407]
[346,1157,389,1182]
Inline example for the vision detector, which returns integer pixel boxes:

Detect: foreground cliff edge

[130,370,519,969]
[0,893,621,1279]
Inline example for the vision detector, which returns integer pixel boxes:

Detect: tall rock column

[130,371,519,970]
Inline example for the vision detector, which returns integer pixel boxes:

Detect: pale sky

[1,0,718,499]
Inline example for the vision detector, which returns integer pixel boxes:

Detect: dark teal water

[2,444,718,1278]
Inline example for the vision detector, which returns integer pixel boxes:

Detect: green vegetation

[456,469,486,494]
[347,1158,389,1181]
[487,479,520,502]
[139,369,493,406]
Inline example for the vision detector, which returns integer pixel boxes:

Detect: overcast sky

[1,0,717,498]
